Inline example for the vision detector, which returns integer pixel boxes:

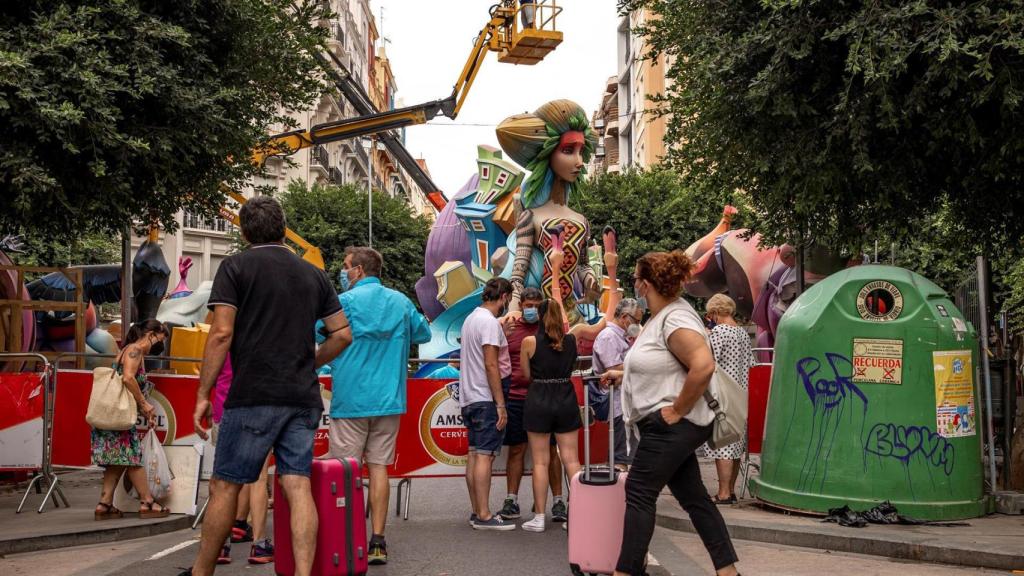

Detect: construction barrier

[43,371,609,478]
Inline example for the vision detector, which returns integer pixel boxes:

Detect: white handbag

[85,352,137,431]
[669,305,748,449]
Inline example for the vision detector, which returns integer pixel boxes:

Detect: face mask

[339,269,353,292]
[626,323,641,339]
[523,307,540,324]
[149,337,165,356]
[704,316,717,330]
[500,299,509,317]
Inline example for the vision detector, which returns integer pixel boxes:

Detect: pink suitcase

[568,376,627,576]
[274,458,368,576]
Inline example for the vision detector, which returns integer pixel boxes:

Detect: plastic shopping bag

[143,429,174,501]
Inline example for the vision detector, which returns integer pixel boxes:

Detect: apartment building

[593,9,672,172]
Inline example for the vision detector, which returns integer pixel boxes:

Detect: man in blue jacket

[321,247,431,565]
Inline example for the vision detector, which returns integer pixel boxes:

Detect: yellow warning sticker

[852,338,903,384]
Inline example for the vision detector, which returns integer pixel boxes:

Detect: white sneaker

[522,514,545,533]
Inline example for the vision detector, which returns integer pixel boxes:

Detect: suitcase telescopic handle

[582,374,612,481]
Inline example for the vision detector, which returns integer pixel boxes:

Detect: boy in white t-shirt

[459,278,515,531]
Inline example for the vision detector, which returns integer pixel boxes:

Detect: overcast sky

[370,0,621,198]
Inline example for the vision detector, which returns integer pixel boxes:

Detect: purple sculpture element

[416,174,477,321]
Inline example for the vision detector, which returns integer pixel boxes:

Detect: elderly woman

[602,251,739,576]
[702,294,755,504]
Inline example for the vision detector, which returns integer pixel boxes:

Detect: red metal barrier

[747,364,772,454]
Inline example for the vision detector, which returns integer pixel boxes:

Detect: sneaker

[217,544,232,565]
[368,539,388,565]
[521,514,545,533]
[469,513,478,526]
[498,497,521,519]
[551,499,568,523]
[472,515,515,531]
[248,539,274,565]
[231,521,253,543]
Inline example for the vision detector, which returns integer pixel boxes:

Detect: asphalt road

[0,476,1012,576]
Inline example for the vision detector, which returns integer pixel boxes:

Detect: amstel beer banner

[45,372,609,478]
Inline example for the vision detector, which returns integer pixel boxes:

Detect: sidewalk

[0,469,195,556]
[656,459,1024,572]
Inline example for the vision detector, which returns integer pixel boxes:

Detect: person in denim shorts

[459,278,515,531]
[183,197,352,576]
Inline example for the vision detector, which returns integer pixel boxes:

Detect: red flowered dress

[90,363,150,467]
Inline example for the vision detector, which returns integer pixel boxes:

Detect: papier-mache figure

[496,99,600,323]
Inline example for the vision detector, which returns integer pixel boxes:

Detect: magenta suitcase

[274,457,368,576]
[568,376,627,576]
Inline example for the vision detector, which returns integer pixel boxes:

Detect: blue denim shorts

[213,404,323,484]
[462,401,505,456]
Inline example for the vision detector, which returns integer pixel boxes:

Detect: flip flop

[95,501,123,520]
[711,495,737,505]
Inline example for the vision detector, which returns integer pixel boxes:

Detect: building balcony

[329,166,344,186]
[310,144,330,178]
[183,212,230,235]
[328,22,345,54]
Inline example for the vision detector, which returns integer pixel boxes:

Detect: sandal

[139,500,171,519]
[711,494,737,505]
[95,501,123,520]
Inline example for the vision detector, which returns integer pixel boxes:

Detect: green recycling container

[749,265,988,520]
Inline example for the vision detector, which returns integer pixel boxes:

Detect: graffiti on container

[788,353,869,493]
[863,422,955,476]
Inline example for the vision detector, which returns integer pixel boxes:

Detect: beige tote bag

[85,352,137,431]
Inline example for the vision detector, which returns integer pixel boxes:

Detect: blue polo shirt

[317,277,431,418]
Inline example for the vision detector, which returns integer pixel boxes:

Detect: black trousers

[616,411,738,574]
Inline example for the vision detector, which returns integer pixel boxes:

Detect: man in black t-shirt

[184,196,351,576]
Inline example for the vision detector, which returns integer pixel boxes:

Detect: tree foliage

[623,0,1024,252]
[13,228,120,268]
[576,168,742,284]
[278,181,431,303]
[0,1,329,240]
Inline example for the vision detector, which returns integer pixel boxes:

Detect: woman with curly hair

[602,251,740,576]
[496,99,601,323]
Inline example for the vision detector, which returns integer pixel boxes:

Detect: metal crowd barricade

[0,352,70,514]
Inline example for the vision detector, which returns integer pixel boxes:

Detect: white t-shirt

[621,298,715,427]
[459,306,510,407]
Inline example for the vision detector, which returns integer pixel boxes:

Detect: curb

[655,511,1024,572]
[0,515,194,556]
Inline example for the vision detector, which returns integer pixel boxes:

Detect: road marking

[147,539,197,561]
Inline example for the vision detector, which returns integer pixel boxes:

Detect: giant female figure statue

[496,99,600,321]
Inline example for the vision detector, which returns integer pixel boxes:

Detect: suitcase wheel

[569,563,584,576]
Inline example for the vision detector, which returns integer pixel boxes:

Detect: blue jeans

[213,404,323,484]
[462,402,505,456]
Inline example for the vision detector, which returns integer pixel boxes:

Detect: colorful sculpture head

[495,99,597,209]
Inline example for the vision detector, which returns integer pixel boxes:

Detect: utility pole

[368,135,374,249]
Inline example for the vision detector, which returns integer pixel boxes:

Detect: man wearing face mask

[592,298,643,468]
[318,247,431,564]
[497,288,567,523]
[460,278,515,530]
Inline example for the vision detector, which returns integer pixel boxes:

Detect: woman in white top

[701,294,755,504]
[602,251,740,576]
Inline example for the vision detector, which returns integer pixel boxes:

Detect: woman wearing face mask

[517,241,619,533]
[93,319,172,521]
[700,294,754,504]
[592,298,643,470]
[601,251,740,576]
